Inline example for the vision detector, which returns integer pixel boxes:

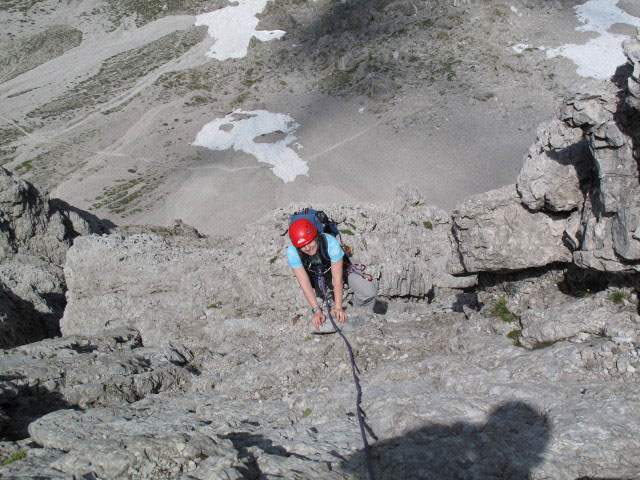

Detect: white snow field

[547,0,640,79]
[194,0,285,61]
[192,110,307,183]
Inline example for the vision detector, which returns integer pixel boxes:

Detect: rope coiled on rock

[315,266,376,480]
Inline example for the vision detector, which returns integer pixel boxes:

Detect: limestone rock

[573,191,640,273]
[0,255,65,348]
[517,119,591,212]
[0,168,105,348]
[0,328,192,439]
[623,30,640,110]
[0,167,71,265]
[560,85,638,216]
[9,305,640,479]
[61,187,476,347]
[519,291,640,349]
[612,187,640,261]
[452,185,572,273]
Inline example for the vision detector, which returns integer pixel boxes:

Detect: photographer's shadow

[343,401,550,479]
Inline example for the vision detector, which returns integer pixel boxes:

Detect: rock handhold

[452,185,572,273]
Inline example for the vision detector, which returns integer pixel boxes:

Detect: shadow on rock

[0,285,60,349]
[221,430,311,478]
[0,373,76,441]
[344,401,550,479]
[49,198,116,236]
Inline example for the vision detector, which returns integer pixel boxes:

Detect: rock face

[0,167,71,265]
[451,185,572,273]
[0,167,105,349]
[0,328,192,439]
[4,299,640,479]
[60,185,474,348]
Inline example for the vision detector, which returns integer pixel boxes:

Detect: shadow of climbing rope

[342,401,550,479]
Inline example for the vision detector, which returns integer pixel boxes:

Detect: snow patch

[546,0,640,79]
[547,31,630,79]
[512,43,530,54]
[195,0,286,61]
[193,110,307,183]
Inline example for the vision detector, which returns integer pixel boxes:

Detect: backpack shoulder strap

[318,233,330,264]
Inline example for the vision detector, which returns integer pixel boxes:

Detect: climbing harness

[315,266,376,480]
[347,263,374,282]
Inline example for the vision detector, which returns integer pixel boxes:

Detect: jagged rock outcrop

[625,33,640,110]
[452,32,640,275]
[0,167,111,349]
[0,168,81,348]
[517,118,591,212]
[0,328,193,439]
[0,167,72,265]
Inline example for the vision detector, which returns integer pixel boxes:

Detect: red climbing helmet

[289,218,317,247]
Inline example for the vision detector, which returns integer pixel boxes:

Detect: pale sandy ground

[143,90,550,235]
[1,0,636,236]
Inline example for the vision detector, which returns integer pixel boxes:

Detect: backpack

[289,208,340,239]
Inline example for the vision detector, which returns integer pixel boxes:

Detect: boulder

[452,185,572,273]
[516,119,591,212]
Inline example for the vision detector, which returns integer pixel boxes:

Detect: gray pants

[347,271,378,309]
[314,268,378,311]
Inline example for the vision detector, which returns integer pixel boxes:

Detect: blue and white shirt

[286,233,344,269]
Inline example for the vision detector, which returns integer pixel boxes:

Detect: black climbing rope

[315,266,376,480]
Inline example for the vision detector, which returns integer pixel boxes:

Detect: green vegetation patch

[423,221,433,230]
[29,28,204,120]
[155,68,214,94]
[474,92,495,102]
[507,329,522,347]
[91,172,166,216]
[15,159,33,174]
[0,0,45,13]
[531,340,556,350]
[339,229,354,236]
[1,450,26,466]
[608,289,628,305]
[0,26,83,84]
[321,69,355,92]
[302,407,312,418]
[0,126,25,146]
[491,298,517,323]
[103,0,192,28]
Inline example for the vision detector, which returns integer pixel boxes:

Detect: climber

[287,217,378,331]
